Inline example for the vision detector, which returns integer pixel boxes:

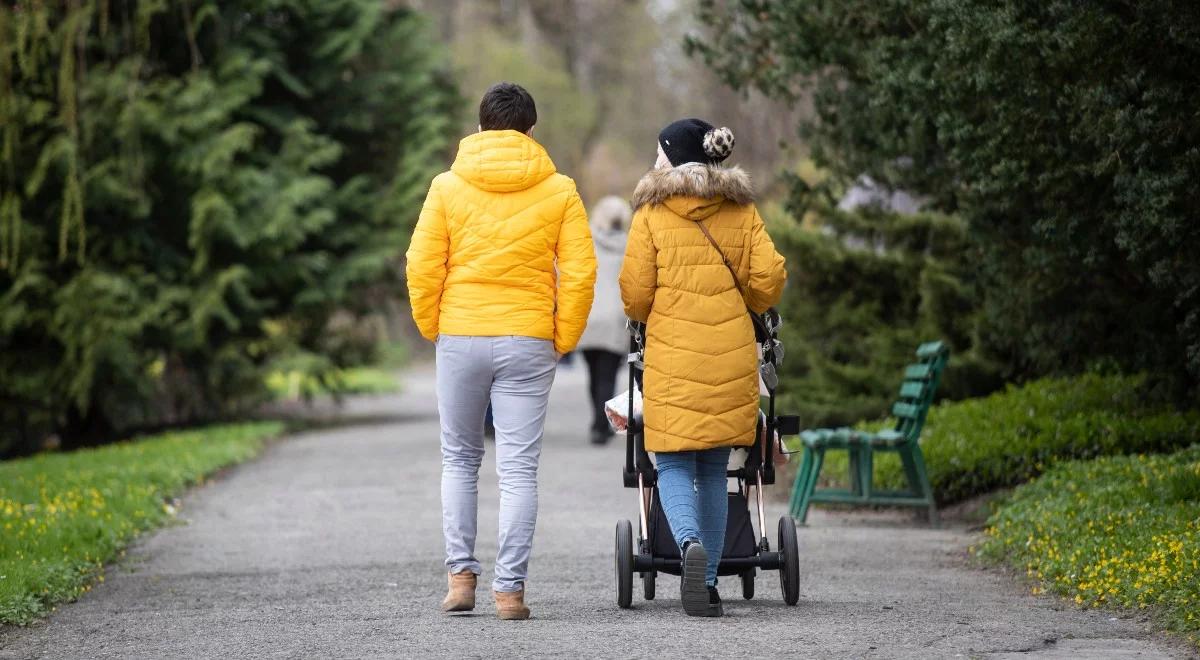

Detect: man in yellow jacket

[405,82,596,620]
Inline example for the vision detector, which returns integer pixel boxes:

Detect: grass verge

[784,373,1200,504]
[975,445,1200,646]
[0,422,282,625]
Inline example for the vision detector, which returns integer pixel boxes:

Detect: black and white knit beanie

[658,118,735,167]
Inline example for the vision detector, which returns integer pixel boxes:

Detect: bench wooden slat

[892,402,921,419]
[904,363,933,380]
[916,341,947,359]
[899,381,925,399]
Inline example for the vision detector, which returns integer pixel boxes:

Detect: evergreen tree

[0,1,458,456]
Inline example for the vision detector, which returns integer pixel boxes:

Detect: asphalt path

[0,363,1188,659]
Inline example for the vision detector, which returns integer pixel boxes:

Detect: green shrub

[976,446,1200,645]
[265,367,399,401]
[0,422,282,625]
[689,0,1200,396]
[791,373,1200,504]
[766,201,1004,429]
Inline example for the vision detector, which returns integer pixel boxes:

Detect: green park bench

[787,341,949,526]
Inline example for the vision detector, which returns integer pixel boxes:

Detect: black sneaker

[589,429,611,445]
[706,585,724,617]
[680,540,709,616]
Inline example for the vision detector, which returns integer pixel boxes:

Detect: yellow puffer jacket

[406,130,596,355]
[619,164,787,453]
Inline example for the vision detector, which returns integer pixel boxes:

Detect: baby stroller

[614,311,801,608]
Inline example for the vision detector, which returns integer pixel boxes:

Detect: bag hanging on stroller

[603,381,641,433]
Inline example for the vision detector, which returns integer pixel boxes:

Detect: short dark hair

[479,82,537,133]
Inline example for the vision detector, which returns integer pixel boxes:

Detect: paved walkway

[1,364,1188,659]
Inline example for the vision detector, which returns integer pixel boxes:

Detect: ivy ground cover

[977,446,1200,646]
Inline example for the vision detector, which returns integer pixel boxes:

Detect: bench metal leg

[848,446,862,496]
[858,447,874,499]
[899,444,938,527]
[911,445,938,527]
[789,447,813,518]
[898,446,922,497]
[793,447,824,524]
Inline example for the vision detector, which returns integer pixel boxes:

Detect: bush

[977,447,1200,645]
[0,422,282,625]
[765,184,1003,428]
[688,0,1200,397]
[794,373,1200,504]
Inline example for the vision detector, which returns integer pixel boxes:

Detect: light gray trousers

[436,335,557,592]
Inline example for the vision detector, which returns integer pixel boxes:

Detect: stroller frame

[615,315,802,608]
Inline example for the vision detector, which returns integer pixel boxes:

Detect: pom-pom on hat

[658,118,735,167]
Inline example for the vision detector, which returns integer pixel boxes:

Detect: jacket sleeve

[553,190,597,354]
[405,179,450,342]
[746,206,787,313]
[619,208,657,323]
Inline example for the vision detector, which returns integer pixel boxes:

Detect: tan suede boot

[493,588,530,620]
[441,571,476,612]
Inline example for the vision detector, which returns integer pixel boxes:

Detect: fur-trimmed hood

[630,163,754,213]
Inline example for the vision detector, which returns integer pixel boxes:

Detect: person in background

[576,196,633,445]
[406,82,596,620]
[619,118,786,617]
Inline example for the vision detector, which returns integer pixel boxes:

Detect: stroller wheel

[638,534,655,600]
[740,569,755,600]
[778,515,800,605]
[615,520,634,609]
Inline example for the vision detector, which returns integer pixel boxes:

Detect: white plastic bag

[604,381,642,432]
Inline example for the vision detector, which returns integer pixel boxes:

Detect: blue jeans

[655,448,731,586]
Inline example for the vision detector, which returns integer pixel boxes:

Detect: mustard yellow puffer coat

[619,164,787,453]
[406,130,596,355]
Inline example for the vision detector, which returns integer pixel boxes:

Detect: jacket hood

[630,163,754,220]
[451,130,557,193]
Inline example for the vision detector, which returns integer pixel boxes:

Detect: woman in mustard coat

[619,118,786,617]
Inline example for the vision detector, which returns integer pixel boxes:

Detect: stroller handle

[623,322,650,487]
